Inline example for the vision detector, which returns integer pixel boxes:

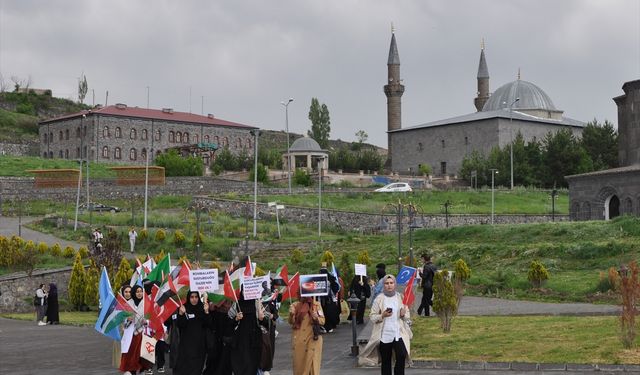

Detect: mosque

[384,32,586,177]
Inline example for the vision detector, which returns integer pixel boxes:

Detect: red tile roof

[40,104,257,129]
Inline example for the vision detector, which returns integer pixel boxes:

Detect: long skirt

[119,333,152,372]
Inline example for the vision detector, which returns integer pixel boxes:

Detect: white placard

[355,263,367,276]
[243,276,270,300]
[189,269,219,293]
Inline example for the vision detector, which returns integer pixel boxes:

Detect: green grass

[222,188,568,215]
[0,155,119,178]
[0,108,38,142]
[1,311,99,326]
[412,316,637,364]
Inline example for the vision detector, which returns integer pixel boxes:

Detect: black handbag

[312,321,323,340]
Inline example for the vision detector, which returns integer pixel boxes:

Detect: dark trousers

[379,338,406,375]
[155,340,167,368]
[417,286,433,316]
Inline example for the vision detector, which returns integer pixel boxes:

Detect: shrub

[419,163,432,175]
[0,236,9,266]
[84,260,100,307]
[68,253,86,310]
[254,266,266,277]
[154,249,166,264]
[155,229,166,242]
[291,248,304,267]
[293,168,312,186]
[357,250,371,266]
[113,257,133,290]
[339,251,352,283]
[249,163,268,183]
[139,229,148,242]
[37,242,48,255]
[17,240,38,276]
[528,260,549,288]
[50,243,62,257]
[192,231,205,247]
[453,258,471,305]
[433,269,457,333]
[78,246,89,258]
[173,230,186,247]
[62,246,75,258]
[619,261,640,348]
[320,250,335,266]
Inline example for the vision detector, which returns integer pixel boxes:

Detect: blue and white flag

[396,266,417,286]
[331,263,341,292]
[95,267,124,341]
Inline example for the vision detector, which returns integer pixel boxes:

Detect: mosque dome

[482,80,558,112]
[290,136,323,152]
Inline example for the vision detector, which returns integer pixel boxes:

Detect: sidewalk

[0,216,85,250]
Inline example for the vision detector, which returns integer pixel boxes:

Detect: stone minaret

[474,41,490,112]
[384,28,404,163]
[613,79,640,166]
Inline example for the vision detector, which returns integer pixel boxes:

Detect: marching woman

[288,292,325,375]
[359,274,413,375]
[174,291,210,375]
[119,285,152,375]
[113,285,132,369]
[228,287,265,375]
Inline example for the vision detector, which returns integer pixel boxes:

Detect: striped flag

[95,267,132,341]
[281,272,300,302]
[273,264,289,286]
[402,268,418,307]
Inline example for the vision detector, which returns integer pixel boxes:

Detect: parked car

[79,202,121,213]
[374,182,413,193]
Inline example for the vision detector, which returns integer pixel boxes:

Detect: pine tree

[68,253,86,310]
[307,97,331,149]
[114,257,133,291]
[433,269,457,333]
[84,260,100,307]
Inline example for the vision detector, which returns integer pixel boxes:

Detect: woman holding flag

[119,285,153,375]
[359,274,413,375]
[174,290,210,375]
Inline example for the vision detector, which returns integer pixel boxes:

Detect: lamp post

[280,98,294,195]
[407,203,423,267]
[268,202,284,238]
[551,188,558,222]
[490,169,498,225]
[184,201,212,263]
[508,98,520,190]
[251,129,260,237]
[347,293,361,356]
[317,157,324,239]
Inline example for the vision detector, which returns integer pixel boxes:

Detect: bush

[293,169,312,186]
[37,242,48,254]
[173,230,186,247]
[0,236,9,266]
[453,258,471,305]
[62,246,75,258]
[50,243,62,257]
[528,260,549,288]
[113,257,133,290]
[155,149,204,176]
[249,163,268,183]
[68,253,86,310]
[154,249,166,264]
[138,229,148,242]
[320,250,335,266]
[18,240,38,276]
[155,229,166,242]
[339,251,352,283]
[433,268,457,333]
[619,261,640,348]
[192,231,205,247]
[357,250,371,266]
[78,246,89,258]
[84,260,99,307]
[291,248,304,267]
[419,163,432,175]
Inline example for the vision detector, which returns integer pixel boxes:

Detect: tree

[581,119,618,170]
[338,252,352,284]
[84,260,100,306]
[17,240,38,277]
[355,130,368,144]
[307,97,331,149]
[155,149,204,176]
[113,257,133,290]
[460,150,489,186]
[68,253,86,310]
[432,268,457,333]
[92,228,123,277]
[249,162,268,183]
[78,74,88,104]
[541,129,592,188]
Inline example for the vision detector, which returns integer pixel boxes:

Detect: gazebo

[282,137,329,172]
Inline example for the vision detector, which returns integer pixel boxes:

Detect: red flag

[116,294,136,314]
[167,275,182,306]
[402,268,417,307]
[223,271,238,302]
[244,257,253,278]
[281,272,300,302]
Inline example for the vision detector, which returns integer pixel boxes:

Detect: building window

[76,127,81,138]
[246,138,252,149]
[83,146,87,158]
[464,136,468,145]
[169,131,175,143]
[204,135,210,143]
[114,147,121,159]
[49,132,53,143]
[43,135,48,144]
[102,146,109,158]
[65,129,69,140]
[43,152,47,158]
[141,129,148,140]
[115,127,122,138]
[193,134,199,143]
[59,150,63,158]
[129,148,137,161]
[130,129,137,140]
[440,162,447,175]
[184,132,189,143]
[236,138,242,149]
[441,139,445,148]
[83,126,87,137]
[59,131,63,140]
[103,126,110,138]
[49,151,53,158]
[223,137,229,147]
[176,131,182,143]
[155,129,161,141]
[418,142,423,151]
[141,148,147,160]
[214,136,219,145]
[65,149,69,159]
[76,147,80,158]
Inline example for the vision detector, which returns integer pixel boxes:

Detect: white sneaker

[37,321,46,326]
[263,371,271,375]
[123,372,132,375]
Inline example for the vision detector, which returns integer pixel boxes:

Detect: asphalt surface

[0,216,85,250]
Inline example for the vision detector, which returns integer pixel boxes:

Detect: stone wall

[196,197,568,232]
[0,141,39,157]
[0,267,73,313]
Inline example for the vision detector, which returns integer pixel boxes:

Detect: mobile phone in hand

[385,307,393,313]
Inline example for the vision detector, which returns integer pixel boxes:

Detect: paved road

[0,216,85,250]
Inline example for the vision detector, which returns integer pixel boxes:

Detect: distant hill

[258,129,386,155]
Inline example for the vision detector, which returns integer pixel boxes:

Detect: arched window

[64,149,69,158]
[103,126,110,138]
[141,129,148,140]
[223,137,229,147]
[155,129,161,141]
[65,129,69,140]
[176,131,182,143]
[115,127,122,138]
[246,138,252,149]
[76,147,80,158]
[76,127,81,138]
[102,146,109,158]
[169,131,175,143]
[43,152,47,158]
[184,132,189,143]
[193,134,199,143]
[130,129,137,140]
[83,126,87,137]
[129,148,137,161]
[114,147,121,159]
[59,131,63,140]
[49,132,53,143]
[83,146,87,158]
[49,151,53,158]
[141,148,147,160]
[214,136,219,145]
[236,138,242,149]
[204,135,210,143]
[59,150,63,158]
[43,135,48,144]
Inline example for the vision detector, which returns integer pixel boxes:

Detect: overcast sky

[1,0,638,148]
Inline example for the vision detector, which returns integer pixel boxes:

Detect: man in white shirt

[128,228,138,254]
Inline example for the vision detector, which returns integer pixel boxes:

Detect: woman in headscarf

[228,287,265,375]
[348,273,371,324]
[359,274,413,375]
[45,283,59,324]
[174,291,210,375]
[259,280,279,375]
[319,267,340,333]
[288,291,325,375]
[113,285,132,369]
[204,299,234,375]
[119,285,152,375]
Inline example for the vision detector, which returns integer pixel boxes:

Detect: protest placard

[299,274,329,297]
[355,263,367,276]
[243,276,270,300]
[189,269,219,293]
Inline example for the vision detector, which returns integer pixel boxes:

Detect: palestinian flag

[281,272,300,302]
[147,254,171,284]
[273,264,289,287]
[209,270,241,303]
[95,268,133,340]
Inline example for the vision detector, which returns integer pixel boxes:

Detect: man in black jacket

[417,254,437,316]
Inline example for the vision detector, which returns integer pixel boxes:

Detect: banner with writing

[299,274,329,297]
[243,276,271,300]
[189,269,219,293]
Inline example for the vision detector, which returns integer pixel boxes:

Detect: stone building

[39,104,257,166]
[566,79,640,220]
[385,33,585,177]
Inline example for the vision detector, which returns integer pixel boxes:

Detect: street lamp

[281,98,294,195]
[407,203,423,267]
[347,293,361,356]
[508,97,520,190]
[251,129,260,237]
[183,201,212,262]
[551,188,558,222]
[490,169,499,225]
[315,157,324,239]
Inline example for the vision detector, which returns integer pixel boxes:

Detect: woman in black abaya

[46,283,59,324]
[174,291,210,375]
[228,289,265,375]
